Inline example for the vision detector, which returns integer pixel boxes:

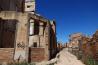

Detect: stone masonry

[0,0,57,63]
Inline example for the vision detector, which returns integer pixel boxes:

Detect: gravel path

[55,48,85,65]
[37,48,85,65]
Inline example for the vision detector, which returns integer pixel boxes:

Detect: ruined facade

[68,31,98,63]
[81,30,98,61]
[67,33,83,57]
[0,0,57,63]
[92,30,98,61]
[68,33,83,49]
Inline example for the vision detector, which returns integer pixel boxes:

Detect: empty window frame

[34,20,39,35]
[33,42,37,47]
[0,19,17,48]
[29,19,39,35]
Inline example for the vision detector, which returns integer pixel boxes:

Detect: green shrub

[47,63,54,65]
[30,63,36,65]
[8,62,29,65]
[86,56,98,65]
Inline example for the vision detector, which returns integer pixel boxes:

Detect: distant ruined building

[68,33,83,49]
[81,30,98,62]
[0,0,57,63]
[68,33,85,56]
[68,31,98,63]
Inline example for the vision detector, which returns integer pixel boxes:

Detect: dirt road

[37,48,85,65]
[55,48,85,65]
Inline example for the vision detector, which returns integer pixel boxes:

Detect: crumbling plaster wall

[0,11,29,62]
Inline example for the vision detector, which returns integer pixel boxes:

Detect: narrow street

[37,48,85,65]
[54,48,85,65]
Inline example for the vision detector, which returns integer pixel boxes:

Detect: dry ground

[54,48,85,65]
[37,48,85,65]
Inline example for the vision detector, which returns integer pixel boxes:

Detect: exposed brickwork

[29,48,45,62]
[0,48,14,63]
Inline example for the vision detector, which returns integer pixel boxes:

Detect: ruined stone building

[67,33,83,56]
[81,30,98,61]
[57,42,63,52]
[68,33,83,49]
[0,0,57,63]
[81,36,91,54]
[91,30,98,61]
[68,31,98,62]
[74,31,98,63]
[80,36,91,62]
[67,31,98,63]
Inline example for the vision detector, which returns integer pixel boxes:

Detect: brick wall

[29,48,45,62]
[0,48,14,63]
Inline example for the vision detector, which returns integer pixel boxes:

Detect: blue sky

[36,0,98,43]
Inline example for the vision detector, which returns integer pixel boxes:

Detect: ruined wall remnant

[0,48,14,63]
[29,48,45,62]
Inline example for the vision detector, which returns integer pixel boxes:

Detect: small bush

[85,56,98,65]
[8,62,29,65]
[30,63,36,65]
[47,63,55,65]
